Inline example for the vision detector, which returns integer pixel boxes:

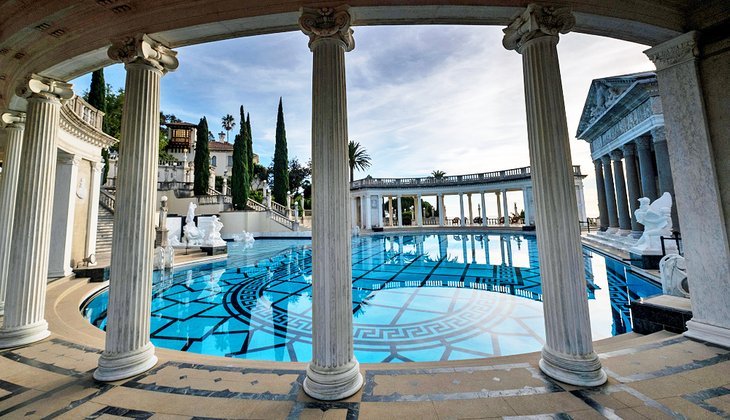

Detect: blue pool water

[83,233,661,363]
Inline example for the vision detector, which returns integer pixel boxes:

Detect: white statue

[183,202,204,245]
[659,254,689,298]
[352,225,360,237]
[153,245,174,270]
[233,230,255,244]
[630,192,676,254]
[205,215,226,247]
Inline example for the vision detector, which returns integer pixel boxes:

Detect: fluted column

[416,193,423,226]
[48,153,80,277]
[480,192,488,226]
[501,189,509,226]
[459,192,465,225]
[593,159,609,231]
[299,6,362,400]
[396,195,402,227]
[437,193,444,226]
[363,194,371,229]
[496,191,502,219]
[95,34,178,381]
[388,196,393,226]
[0,111,25,315]
[601,155,619,233]
[376,194,383,227]
[646,31,730,347]
[610,150,631,235]
[504,4,606,386]
[652,127,679,231]
[85,161,103,261]
[467,193,473,225]
[0,75,73,347]
[635,136,657,200]
[622,144,643,237]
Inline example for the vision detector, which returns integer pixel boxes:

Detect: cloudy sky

[72,25,653,219]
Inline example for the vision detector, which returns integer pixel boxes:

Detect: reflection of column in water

[505,236,513,266]
[583,252,596,300]
[461,235,468,263]
[527,236,539,269]
[470,234,477,263]
[499,236,507,265]
[483,236,491,265]
[274,300,289,361]
[438,234,448,260]
[397,236,404,264]
[605,258,629,335]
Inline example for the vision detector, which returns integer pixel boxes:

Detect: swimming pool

[83,233,661,363]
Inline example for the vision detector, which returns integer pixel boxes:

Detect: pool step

[173,248,210,265]
[595,330,679,355]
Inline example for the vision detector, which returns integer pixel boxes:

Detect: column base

[617,229,632,237]
[606,227,619,234]
[539,347,607,387]
[684,320,730,349]
[303,359,363,401]
[631,230,644,239]
[94,342,158,382]
[0,320,50,348]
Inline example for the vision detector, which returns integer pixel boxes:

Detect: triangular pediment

[576,72,656,138]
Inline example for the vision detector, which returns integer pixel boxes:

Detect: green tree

[194,117,211,195]
[231,105,250,209]
[86,69,109,183]
[272,98,289,205]
[431,170,446,179]
[246,113,254,179]
[348,140,372,182]
[221,114,235,143]
[103,86,124,142]
[288,158,311,194]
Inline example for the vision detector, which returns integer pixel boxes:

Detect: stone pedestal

[299,6,362,400]
[0,112,25,316]
[504,4,605,386]
[646,31,730,348]
[0,75,73,347]
[95,34,178,381]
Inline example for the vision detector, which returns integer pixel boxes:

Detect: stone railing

[67,96,104,131]
[99,189,116,213]
[350,165,583,189]
[271,200,289,216]
[247,198,267,212]
[158,181,193,192]
[245,198,298,231]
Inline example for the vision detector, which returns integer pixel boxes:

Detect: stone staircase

[95,204,114,262]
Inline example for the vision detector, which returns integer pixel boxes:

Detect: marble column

[480,192,488,227]
[593,159,609,231]
[496,191,502,220]
[646,31,730,347]
[503,4,606,386]
[622,144,643,237]
[363,194,371,229]
[467,193,473,225]
[416,193,423,227]
[437,193,444,226]
[388,195,393,226]
[48,153,80,278]
[459,192,465,225]
[0,111,25,316]
[299,6,363,400]
[397,195,402,227]
[635,136,657,200]
[0,75,73,347]
[95,34,178,381]
[610,150,631,236]
[376,194,383,227]
[85,161,103,261]
[652,127,679,231]
[501,189,509,226]
[601,155,619,233]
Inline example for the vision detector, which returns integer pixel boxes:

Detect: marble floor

[0,276,728,419]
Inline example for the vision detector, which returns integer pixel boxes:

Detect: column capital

[651,126,667,144]
[622,142,636,156]
[16,74,73,102]
[593,158,603,168]
[502,4,575,52]
[609,149,623,161]
[91,160,104,173]
[600,154,612,165]
[645,31,699,71]
[1,111,25,129]
[636,135,653,150]
[299,6,354,52]
[108,34,179,73]
[58,154,81,166]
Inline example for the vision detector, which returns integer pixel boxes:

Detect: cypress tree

[87,69,110,184]
[231,106,250,209]
[272,98,289,205]
[246,113,254,179]
[194,117,211,196]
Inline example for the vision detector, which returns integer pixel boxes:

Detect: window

[211,156,217,167]
[228,156,233,167]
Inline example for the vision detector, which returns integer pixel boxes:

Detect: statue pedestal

[629,251,663,269]
[200,245,227,256]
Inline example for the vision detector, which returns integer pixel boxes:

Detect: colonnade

[593,127,677,237]
[13,2,730,400]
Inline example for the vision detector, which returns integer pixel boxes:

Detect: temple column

[0,111,25,315]
[652,127,680,231]
[575,181,587,222]
[635,136,658,200]
[363,194,371,229]
[459,192,465,225]
[610,150,632,236]
[501,189,509,226]
[397,195,402,227]
[299,6,362,399]
[480,192,488,227]
[601,155,619,233]
[85,161,103,261]
[438,193,444,226]
[504,4,606,385]
[416,193,423,226]
[593,159,609,231]
[496,191,502,220]
[388,195,393,226]
[646,31,730,347]
[94,34,178,381]
[376,194,383,227]
[622,143,643,238]
[48,153,80,277]
[0,75,73,347]
[467,193,473,225]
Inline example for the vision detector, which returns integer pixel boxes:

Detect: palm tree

[431,170,446,179]
[348,140,372,182]
[221,114,235,143]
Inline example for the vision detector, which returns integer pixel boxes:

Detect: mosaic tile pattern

[83,233,661,363]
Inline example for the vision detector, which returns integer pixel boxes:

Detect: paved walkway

[0,277,728,419]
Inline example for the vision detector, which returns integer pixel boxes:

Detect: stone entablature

[59,96,117,154]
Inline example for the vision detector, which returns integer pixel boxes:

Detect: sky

[71,25,654,219]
